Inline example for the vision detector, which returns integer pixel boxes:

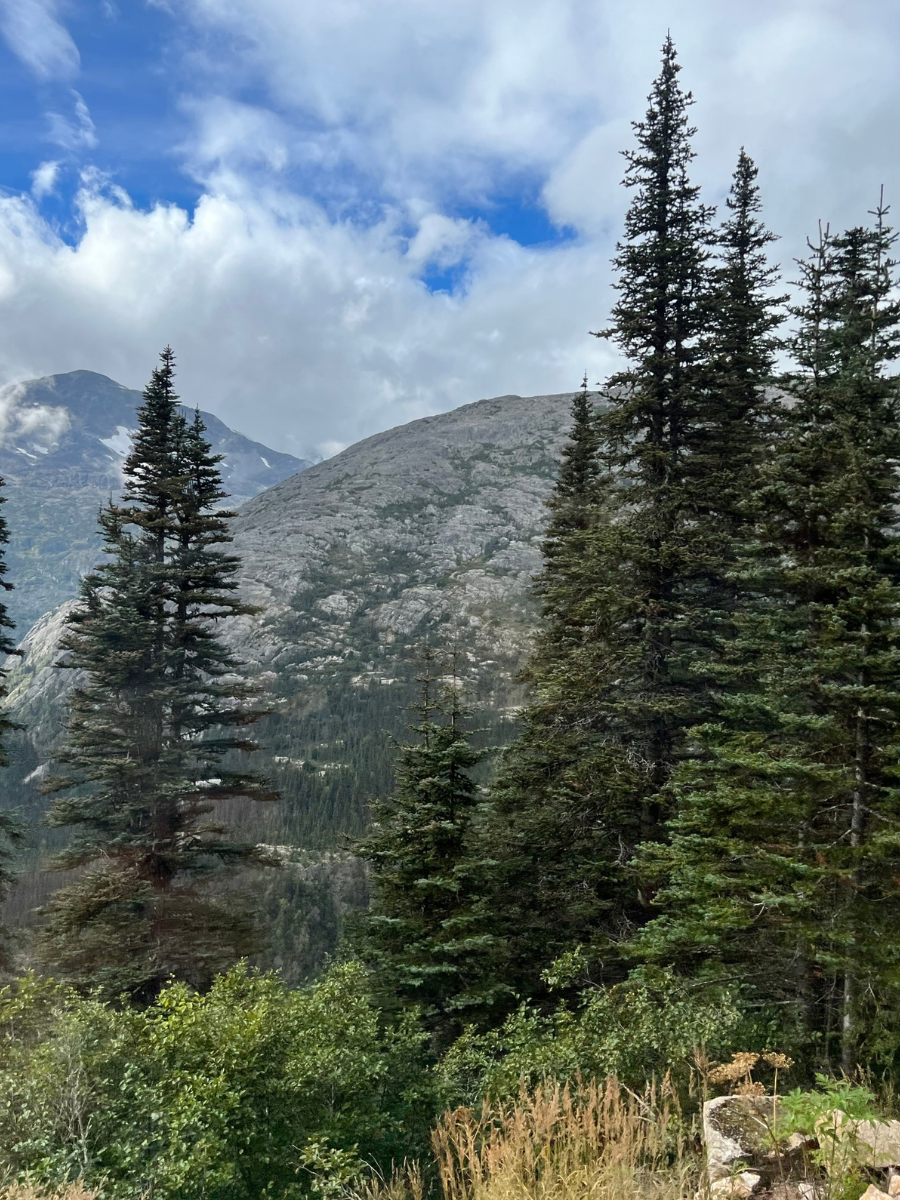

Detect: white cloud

[173,0,900,243]
[0,381,70,448]
[1,0,900,463]
[183,97,292,176]
[0,0,78,80]
[0,180,616,459]
[405,213,483,271]
[30,159,59,199]
[47,91,98,151]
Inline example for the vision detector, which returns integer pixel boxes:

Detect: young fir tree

[354,649,503,1046]
[480,379,635,1001]
[639,204,900,1071]
[41,349,276,1002]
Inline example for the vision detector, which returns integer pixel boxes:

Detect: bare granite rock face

[223,391,580,674]
[1,390,583,839]
[711,1172,762,1197]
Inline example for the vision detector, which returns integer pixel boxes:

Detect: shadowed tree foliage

[353,648,504,1046]
[473,379,629,1003]
[40,348,277,1002]
[640,202,900,1072]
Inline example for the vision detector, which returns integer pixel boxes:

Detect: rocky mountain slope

[0,370,310,631]
[2,390,582,843]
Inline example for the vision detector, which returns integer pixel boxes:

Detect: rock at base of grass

[704,1095,781,1183]
[819,1111,900,1171]
[858,1186,891,1200]
[770,1184,821,1200]
[711,1171,761,1197]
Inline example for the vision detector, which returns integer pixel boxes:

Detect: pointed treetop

[622,35,696,182]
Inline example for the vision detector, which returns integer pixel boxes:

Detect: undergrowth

[374,1079,700,1200]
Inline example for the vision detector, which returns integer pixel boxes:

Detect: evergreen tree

[353,649,502,1046]
[40,349,276,1002]
[691,148,783,545]
[589,34,718,836]
[467,47,789,1012]
[474,39,743,1002]
[478,379,634,1001]
[640,203,900,1071]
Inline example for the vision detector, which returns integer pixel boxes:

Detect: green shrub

[0,963,436,1199]
[438,966,744,1104]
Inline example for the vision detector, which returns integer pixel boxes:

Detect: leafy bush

[0,963,436,1199]
[779,1075,880,1194]
[438,966,744,1104]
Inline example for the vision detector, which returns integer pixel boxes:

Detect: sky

[0,1,896,458]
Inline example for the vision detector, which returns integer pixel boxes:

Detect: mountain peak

[0,369,312,631]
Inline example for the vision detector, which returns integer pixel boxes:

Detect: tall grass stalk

[430,1078,698,1200]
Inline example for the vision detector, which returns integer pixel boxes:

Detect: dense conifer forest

[2,37,900,1200]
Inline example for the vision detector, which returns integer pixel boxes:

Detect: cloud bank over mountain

[0,0,897,457]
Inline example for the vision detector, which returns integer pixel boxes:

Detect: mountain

[0,370,310,632]
[1,387,583,979]
[2,389,583,848]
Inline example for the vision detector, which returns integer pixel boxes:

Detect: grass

[374,1078,700,1200]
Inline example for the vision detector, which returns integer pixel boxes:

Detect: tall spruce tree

[589,33,719,837]
[469,49,789,1009]
[639,204,900,1071]
[353,649,502,1046]
[474,39,741,1003]
[41,349,276,1002]
[480,379,634,1002]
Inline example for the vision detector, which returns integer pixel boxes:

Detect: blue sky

[0,0,897,457]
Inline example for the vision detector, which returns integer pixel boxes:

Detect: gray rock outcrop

[704,1095,782,1185]
[1,389,583,845]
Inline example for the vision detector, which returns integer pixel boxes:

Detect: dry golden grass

[0,1184,98,1199]
[425,1078,699,1200]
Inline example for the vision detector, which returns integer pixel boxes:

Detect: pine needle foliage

[40,348,277,1002]
[354,649,504,1046]
[640,202,900,1071]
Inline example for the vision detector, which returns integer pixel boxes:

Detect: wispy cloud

[0,0,79,80]
[47,92,98,151]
